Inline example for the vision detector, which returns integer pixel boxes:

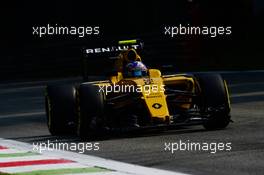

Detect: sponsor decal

[152,103,162,109]
[143,78,154,85]
[85,44,140,54]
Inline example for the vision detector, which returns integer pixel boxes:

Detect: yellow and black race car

[45,39,231,137]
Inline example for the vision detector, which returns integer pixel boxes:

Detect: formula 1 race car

[45,39,231,137]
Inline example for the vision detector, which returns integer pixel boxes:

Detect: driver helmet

[125,49,147,77]
[125,48,141,62]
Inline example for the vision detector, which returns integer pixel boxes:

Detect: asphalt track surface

[0,71,264,175]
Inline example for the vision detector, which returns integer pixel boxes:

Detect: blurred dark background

[0,0,263,81]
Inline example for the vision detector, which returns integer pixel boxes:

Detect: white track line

[0,138,189,175]
[231,91,264,98]
[1,69,264,87]
[66,172,129,175]
[229,82,264,87]
[0,155,61,162]
[0,112,45,119]
[0,163,89,174]
[0,149,30,154]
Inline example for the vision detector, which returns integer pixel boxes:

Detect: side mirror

[148,69,162,78]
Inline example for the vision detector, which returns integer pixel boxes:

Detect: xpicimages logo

[32,140,100,153]
[164,140,232,154]
[98,83,165,95]
[32,24,100,37]
[164,24,232,38]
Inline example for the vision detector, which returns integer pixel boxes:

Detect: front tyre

[45,85,77,135]
[77,84,105,138]
[195,74,231,130]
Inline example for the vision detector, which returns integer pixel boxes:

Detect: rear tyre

[45,85,77,135]
[195,74,231,130]
[77,84,105,137]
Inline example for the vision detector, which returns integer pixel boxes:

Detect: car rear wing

[82,39,144,81]
[84,39,143,57]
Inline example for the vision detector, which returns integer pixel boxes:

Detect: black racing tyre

[77,84,105,137]
[195,74,231,130]
[45,85,77,135]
